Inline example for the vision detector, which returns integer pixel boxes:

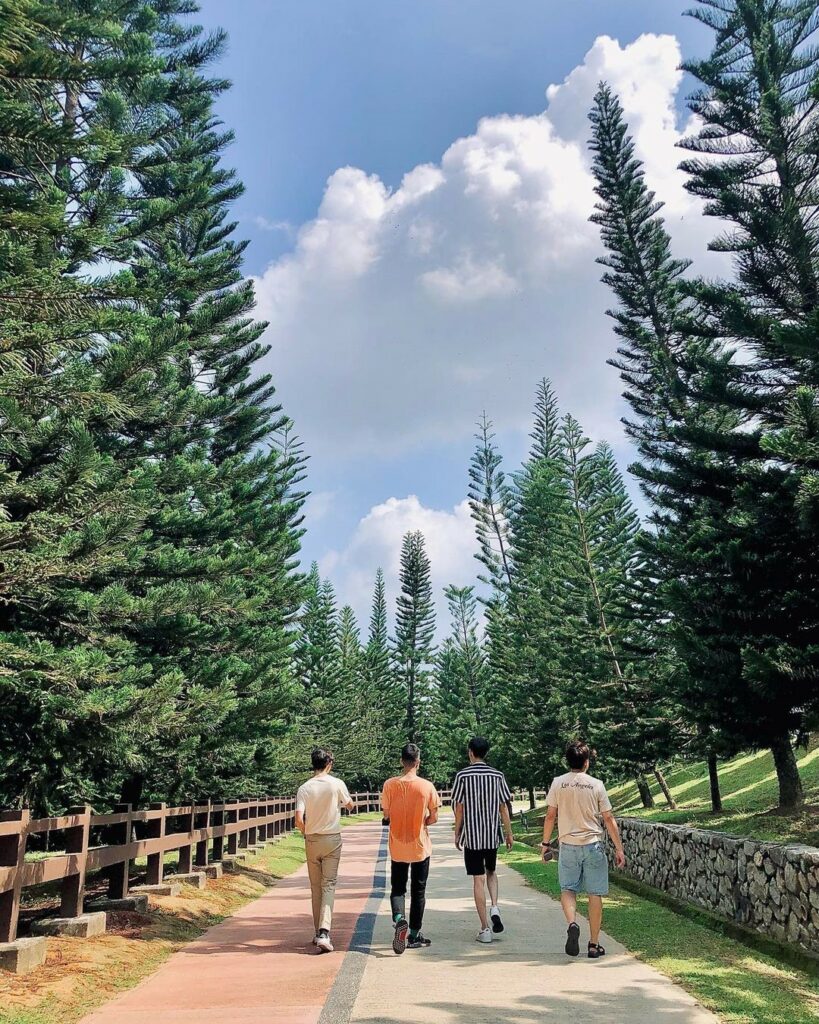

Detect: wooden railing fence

[0,786,543,947]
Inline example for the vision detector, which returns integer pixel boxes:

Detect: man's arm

[295,809,306,834]
[339,781,354,812]
[425,789,440,826]
[453,802,464,848]
[541,806,557,847]
[499,800,514,850]
[602,811,626,868]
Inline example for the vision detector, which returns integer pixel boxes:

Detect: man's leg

[318,835,342,934]
[390,861,410,954]
[486,869,499,907]
[408,857,430,935]
[390,860,409,923]
[305,838,322,935]
[472,874,489,930]
[560,889,577,925]
[587,895,603,944]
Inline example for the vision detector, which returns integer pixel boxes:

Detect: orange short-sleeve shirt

[381,774,441,863]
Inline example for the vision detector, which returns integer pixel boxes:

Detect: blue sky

[194,1,718,628]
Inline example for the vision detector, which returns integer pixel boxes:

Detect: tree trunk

[119,773,144,809]
[636,774,655,809]
[770,734,804,809]
[707,752,722,813]
[653,766,677,809]
[528,785,536,810]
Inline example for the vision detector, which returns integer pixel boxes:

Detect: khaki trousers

[305,832,342,933]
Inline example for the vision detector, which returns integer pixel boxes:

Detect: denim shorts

[558,841,609,895]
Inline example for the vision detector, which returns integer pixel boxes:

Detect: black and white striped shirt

[451,762,512,850]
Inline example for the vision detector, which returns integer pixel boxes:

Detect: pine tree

[677,0,819,803]
[431,586,489,780]
[393,530,436,743]
[364,568,402,766]
[0,1,306,810]
[587,82,773,801]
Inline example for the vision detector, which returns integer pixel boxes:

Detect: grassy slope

[516,744,819,847]
[501,843,819,1024]
[1,833,307,1024]
[608,745,819,846]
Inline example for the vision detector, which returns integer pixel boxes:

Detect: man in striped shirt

[451,736,514,944]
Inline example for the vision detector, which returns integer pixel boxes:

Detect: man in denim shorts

[540,741,626,959]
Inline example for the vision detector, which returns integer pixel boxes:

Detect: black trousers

[390,857,430,931]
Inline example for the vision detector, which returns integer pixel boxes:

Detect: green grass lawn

[608,744,819,846]
[515,743,819,847]
[501,843,819,1024]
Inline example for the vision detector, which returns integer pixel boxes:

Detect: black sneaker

[565,922,580,957]
[392,917,409,955]
[407,933,431,948]
[490,907,504,933]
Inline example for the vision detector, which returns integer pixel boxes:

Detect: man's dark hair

[401,742,421,765]
[311,748,334,771]
[468,736,490,759]
[565,740,591,770]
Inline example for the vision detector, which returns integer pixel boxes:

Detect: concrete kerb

[31,911,106,938]
[0,936,47,975]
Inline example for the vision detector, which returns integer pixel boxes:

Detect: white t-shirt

[296,774,352,835]
[546,771,612,846]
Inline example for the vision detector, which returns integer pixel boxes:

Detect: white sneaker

[316,933,334,953]
[312,934,319,945]
[476,927,493,944]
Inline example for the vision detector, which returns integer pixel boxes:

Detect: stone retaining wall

[608,818,819,956]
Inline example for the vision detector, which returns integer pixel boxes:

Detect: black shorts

[464,847,498,876]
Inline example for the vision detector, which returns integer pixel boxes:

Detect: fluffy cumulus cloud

[254,33,718,461]
[320,496,478,630]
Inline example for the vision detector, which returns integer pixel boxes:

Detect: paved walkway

[80,825,384,1024]
[81,820,717,1024]
[344,823,716,1024]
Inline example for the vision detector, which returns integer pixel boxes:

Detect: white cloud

[253,33,722,464]
[320,496,477,633]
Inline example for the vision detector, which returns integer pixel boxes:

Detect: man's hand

[505,832,514,851]
[454,829,464,850]
[615,849,626,869]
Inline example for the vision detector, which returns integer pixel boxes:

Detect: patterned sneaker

[407,933,431,948]
[393,917,409,955]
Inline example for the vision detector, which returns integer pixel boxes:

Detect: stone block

[31,912,106,938]
[131,882,182,897]
[194,862,223,879]
[86,895,149,914]
[0,937,47,975]
[169,871,206,889]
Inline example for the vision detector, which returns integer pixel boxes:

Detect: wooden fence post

[226,802,239,856]
[0,809,28,944]
[146,802,166,885]
[60,805,91,918]
[238,799,250,851]
[194,801,211,868]
[212,803,225,863]
[258,797,269,844]
[248,800,258,848]
[108,804,132,899]
[177,803,195,874]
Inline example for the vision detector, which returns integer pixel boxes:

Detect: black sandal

[565,922,580,957]
[588,942,606,959]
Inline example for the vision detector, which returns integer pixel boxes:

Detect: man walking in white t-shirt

[541,740,626,960]
[295,748,353,953]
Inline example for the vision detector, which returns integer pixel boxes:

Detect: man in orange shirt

[381,742,441,955]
